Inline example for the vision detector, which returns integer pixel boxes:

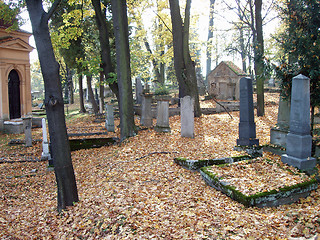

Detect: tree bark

[254,0,265,116]
[91,0,119,102]
[78,74,86,113]
[169,0,201,117]
[86,75,99,114]
[111,0,136,141]
[99,71,104,113]
[26,0,78,212]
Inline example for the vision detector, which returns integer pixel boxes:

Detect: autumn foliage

[0,93,319,239]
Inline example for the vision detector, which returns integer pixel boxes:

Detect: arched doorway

[8,70,21,119]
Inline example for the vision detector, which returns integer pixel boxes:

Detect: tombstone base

[155,126,171,133]
[105,122,115,132]
[270,127,288,148]
[286,133,312,159]
[281,154,316,170]
[141,118,153,127]
[236,138,259,147]
[41,153,50,161]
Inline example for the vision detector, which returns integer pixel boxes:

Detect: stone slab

[3,120,24,134]
[281,154,316,170]
[174,155,255,171]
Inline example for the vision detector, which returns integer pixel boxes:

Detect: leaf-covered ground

[1,93,320,239]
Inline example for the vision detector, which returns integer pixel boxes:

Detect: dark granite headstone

[281,74,316,170]
[236,77,259,146]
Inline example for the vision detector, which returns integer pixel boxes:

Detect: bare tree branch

[153,10,172,34]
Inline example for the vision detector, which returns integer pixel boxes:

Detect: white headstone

[41,118,50,160]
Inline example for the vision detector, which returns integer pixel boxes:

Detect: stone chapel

[0,23,33,132]
[207,61,248,101]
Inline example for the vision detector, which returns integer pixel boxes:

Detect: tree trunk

[99,71,104,113]
[26,0,78,212]
[78,74,86,113]
[254,0,265,116]
[66,65,74,104]
[169,0,201,117]
[86,75,99,114]
[91,0,119,102]
[144,40,162,84]
[206,0,215,81]
[111,0,136,141]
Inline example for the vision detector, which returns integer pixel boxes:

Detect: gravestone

[155,96,171,133]
[281,74,316,170]
[105,104,115,132]
[136,77,143,105]
[140,92,153,127]
[270,96,290,148]
[268,78,275,87]
[95,88,99,105]
[237,77,259,146]
[41,118,50,160]
[22,116,32,147]
[181,96,194,138]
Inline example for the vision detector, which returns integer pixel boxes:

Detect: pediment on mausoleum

[0,37,34,52]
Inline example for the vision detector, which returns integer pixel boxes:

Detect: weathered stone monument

[41,118,50,160]
[105,104,115,132]
[181,96,194,138]
[270,96,290,148]
[281,74,316,170]
[140,91,153,127]
[155,96,171,133]
[135,77,143,105]
[237,77,259,146]
[22,116,32,147]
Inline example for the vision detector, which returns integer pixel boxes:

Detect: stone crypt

[0,24,34,132]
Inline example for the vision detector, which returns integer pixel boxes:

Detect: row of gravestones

[38,75,315,171]
[108,74,316,172]
[237,75,316,171]
[104,93,195,138]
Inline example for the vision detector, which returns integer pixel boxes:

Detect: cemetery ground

[1,93,320,239]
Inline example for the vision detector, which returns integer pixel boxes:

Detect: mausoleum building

[0,25,33,131]
[207,61,247,100]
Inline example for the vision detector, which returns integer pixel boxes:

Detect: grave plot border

[174,155,255,171]
[200,160,318,208]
